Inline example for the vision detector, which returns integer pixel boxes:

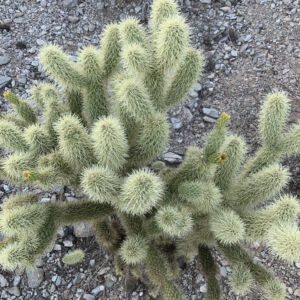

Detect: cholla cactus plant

[0,0,299,299]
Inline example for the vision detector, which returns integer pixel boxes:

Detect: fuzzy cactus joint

[0,0,299,299]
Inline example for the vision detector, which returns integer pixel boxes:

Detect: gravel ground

[0,0,300,299]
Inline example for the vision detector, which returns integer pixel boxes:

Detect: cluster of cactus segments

[0,0,300,299]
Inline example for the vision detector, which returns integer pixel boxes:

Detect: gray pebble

[0,75,11,89]
[0,55,11,66]
[91,285,105,295]
[202,107,219,119]
[26,267,44,288]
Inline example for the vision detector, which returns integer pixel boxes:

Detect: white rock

[91,285,105,295]
[200,284,207,293]
[74,222,95,238]
[6,287,20,296]
[200,0,211,3]
[63,240,73,247]
[26,268,44,288]
[162,152,182,164]
[63,0,78,7]
[0,274,8,288]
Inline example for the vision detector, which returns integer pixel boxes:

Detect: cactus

[0,1,299,299]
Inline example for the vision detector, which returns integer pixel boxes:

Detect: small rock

[162,152,182,164]
[200,0,211,3]
[171,117,182,130]
[104,274,116,289]
[63,240,73,247]
[98,267,110,276]
[53,244,62,251]
[88,24,96,32]
[193,83,202,92]
[91,285,105,296]
[13,275,21,287]
[17,75,27,85]
[295,262,300,268]
[40,0,47,7]
[74,222,95,238]
[89,259,96,267]
[200,284,207,293]
[0,55,11,66]
[16,41,27,49]
[220,267,227,277]
[202,107,219,119]
[73,273,82,285]
[68,16,80,23]
[36,39,46,46]
[83,294,95,300]
[182,107,193,123]
[26,268,44,288]
[40,197,50,203]
[294,289,300,297]
[63,0,78,7]
[31,60,39,67]
[189,90,198,98]
[0,274,8,287]
[231,49,238,57]
[203,116,217,123]
[6,287,20,297]
[0,75,11,89]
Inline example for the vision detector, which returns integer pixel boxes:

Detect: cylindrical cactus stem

[168,146,213,192]
[38,151,77,186]
[119,18,148,47]
[150,0,179,32]
[155,205,193,238]
[244,195,300,241]
[91,116,129,171]
[209,209,245,245]
[228,262,254,296]
[64,88,84,121]
[118,213,144,236]
[120,234,149,265]
[3,91,37,125]
[156,15,189,71]
[203,112,230,162]
[226,164,290,209]
[178,181,222,214]
[267,223,300,263]
[145,245,183,300]
[163,48,204,110]
[0,119,28,152]
[23,124,54,156]
[214,135,246,191]
[114,77,154,123]
[118,169,164,215]
[81,166,121,204]
[55,115,96,171]
[122,43,150,74]
[79,46,108,125]
[39,44,85,88]
[2,152,34,183]
[259,92,290,149]
[1,193,38,210]
[100,23,121,77]
[52,201,114,224]
[129,112,169,167]
[280,121,300,156]
[220,244,286,300]
[197,245,221,300]
[0,204,49,237]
